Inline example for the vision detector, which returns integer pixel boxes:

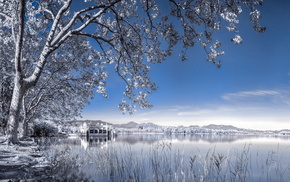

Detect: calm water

[47,134,290,181]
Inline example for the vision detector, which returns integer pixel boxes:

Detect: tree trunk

[22,119,29,138]
[5,0,27,144]
[0,75,12,135]
[6,73,26,144]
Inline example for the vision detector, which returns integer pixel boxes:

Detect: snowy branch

[0,12,12,20]
[46,0,72,45]
[71,31,114,47]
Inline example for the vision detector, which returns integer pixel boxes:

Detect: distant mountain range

[113,121,160,129]
[114,122,245,131]
[70,120,290,135]
[203,124,240,130]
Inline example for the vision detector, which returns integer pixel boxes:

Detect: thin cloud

[177,109,213,116]
[222,90,280,100]
[177,106,253,117]
[175,103,290,127]
[177,107,231,116]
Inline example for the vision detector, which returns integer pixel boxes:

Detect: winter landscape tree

[21,36,101,137]
[0,0,264,144]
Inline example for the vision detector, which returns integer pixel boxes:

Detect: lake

[45,134,290,181]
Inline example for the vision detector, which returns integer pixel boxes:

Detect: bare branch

[51,1,120,47]
[0,12,12,20]
[91,21,116,33]
[46,0,72,44]
[42,8,55,20]
[71,31,114,47]
[25,0,122,88]
[1,69,14,77]
[26,93,44,116]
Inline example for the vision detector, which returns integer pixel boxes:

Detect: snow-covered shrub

[32,120,58,137]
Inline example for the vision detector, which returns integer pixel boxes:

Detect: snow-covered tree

[21,36,103,137]
[0,0,264,144]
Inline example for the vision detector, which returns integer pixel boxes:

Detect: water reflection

[34,135,114,150]
[84,136,113,149]
[34,134,290,149]
[44,134,290,181]
[114,133,290,145]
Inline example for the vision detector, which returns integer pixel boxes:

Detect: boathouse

[87,125,108,137]
[79,122,114,139]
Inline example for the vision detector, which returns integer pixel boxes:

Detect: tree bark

[0,77,12,134]
[6,73,26,144]
[22,120,29,138]
[22,99,29,138]
[6,0,26,144]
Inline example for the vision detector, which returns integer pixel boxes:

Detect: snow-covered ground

[0,135,49,180]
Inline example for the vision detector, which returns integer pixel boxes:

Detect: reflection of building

[87,136,108,145]
[80,135,114,149]
[80,137,89,149]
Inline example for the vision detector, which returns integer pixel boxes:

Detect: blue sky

[81,1,290,130]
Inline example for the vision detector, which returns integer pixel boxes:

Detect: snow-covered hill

[68,120,290,136]
[112,122,289,136]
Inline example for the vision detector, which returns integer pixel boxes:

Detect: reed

[49,141,290,182]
